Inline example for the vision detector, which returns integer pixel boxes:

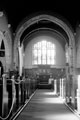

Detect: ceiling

[0,0,80,32]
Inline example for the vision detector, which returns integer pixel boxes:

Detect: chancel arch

[14,14,75,75]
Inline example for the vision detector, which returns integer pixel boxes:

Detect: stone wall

[0,12,12,73]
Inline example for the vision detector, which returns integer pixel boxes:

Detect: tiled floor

[16,90,80,120]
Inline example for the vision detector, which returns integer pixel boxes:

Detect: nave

[1,12,80,120]
[15,90,80,120]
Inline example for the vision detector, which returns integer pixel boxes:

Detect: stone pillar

[2,74,8,116]
[60,78,64,98]
[77,89,80,113]
[66,75,70,103]
[60,78,62,97]
[77,75,80,114]
[63,78,66,99]
[65,64,70,103]
[62,78,64,98]
[54,79,57,94]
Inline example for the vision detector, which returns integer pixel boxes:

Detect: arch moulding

[14,14,75,72]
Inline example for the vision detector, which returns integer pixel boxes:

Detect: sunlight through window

[32,40,56,65]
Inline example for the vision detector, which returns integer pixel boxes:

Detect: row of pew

[0,75,37,120]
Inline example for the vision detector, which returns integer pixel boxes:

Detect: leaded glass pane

[32,40,56,65]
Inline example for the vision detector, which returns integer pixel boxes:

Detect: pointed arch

[0,40,5,57]
[14,14,75,74]
[1,40,5,50]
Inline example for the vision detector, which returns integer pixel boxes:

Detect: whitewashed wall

[24,35,66,69]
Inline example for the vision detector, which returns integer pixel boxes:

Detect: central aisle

[16,90,79,120]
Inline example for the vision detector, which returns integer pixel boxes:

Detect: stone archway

[13,13,78,111]
[14,13,76,108]
[0,31,12,72]
[14,14,75,74]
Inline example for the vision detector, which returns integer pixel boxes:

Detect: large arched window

[32,40,56,65]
